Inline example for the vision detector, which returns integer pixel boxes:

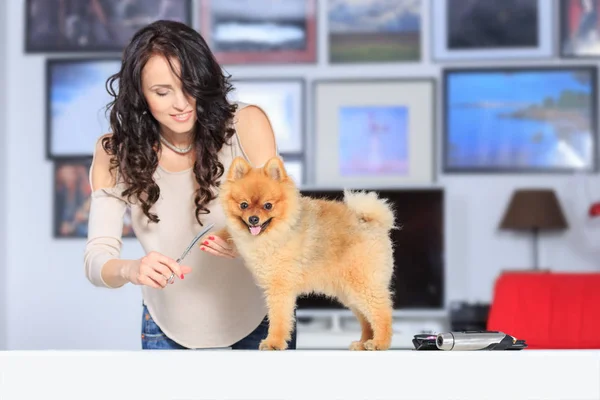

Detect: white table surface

[1,349,599,400]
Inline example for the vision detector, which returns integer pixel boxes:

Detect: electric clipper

[413,331,527,351]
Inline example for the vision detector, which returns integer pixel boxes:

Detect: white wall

[0,0,7,350]
[4,0,600,350]
[5,1,146,351]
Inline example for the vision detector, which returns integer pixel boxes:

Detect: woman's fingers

[140,258,173,282]
[199,236,231,256]
[138,272,165,289]
[145,265,173,287]
[200,235,237,258]
[153,261,176,281]
[200,243,235,258]
[200,237,227,253]
[151,269,171,287]
[207,235,231,251]
[142,251,185,279]
[180,265,193,275]
[138,258,182,289]
[155,253,185,279]
[134,252,192,289]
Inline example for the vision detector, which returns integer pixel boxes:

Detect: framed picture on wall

[327,0,421,64]
[198,0,317,64]
[229,79,305,154]
[25,0,192,53]
[54,158,135,239]
[46,58,120,160]
[431,0,553,61]
[560,0,600,58]
[443,66,598,173]
[313,79,435,187]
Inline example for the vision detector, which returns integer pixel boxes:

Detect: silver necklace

[159,134,193,154]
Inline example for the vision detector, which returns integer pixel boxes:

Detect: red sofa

[487,271,600,349]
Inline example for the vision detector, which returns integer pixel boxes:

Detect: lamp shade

[499,189,568,231]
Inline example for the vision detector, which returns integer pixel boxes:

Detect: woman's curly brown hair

[102,20,237,226]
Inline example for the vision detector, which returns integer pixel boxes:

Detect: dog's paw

[349,341,366,351]
[363,339,391,351]
[259,338,288,350]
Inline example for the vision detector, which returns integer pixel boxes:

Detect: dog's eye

[264,202,272,210]
[240,202,248,209]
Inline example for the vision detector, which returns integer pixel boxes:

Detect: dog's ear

[263,156,287,181]
[228,157,252,181]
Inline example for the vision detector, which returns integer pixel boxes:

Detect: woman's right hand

[122,252,192,289]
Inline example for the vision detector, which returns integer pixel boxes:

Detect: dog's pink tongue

[250,226,262,236]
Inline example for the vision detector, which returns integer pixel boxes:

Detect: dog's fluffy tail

[343,190,397,231]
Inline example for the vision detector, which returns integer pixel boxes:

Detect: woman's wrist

[100,259,135,288]
[118,260,132,282]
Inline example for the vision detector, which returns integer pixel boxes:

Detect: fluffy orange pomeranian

[214,156,396,351]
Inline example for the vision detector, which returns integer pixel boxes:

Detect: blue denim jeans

[141,303,297,350]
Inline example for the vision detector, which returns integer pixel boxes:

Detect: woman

[84,19,297,350]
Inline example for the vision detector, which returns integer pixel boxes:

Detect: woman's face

[141,54,197,136]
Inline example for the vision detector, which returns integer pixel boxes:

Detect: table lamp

[498,189,568,270]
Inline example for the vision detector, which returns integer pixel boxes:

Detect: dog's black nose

[248,216,259,225]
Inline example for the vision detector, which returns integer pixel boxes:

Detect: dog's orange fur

[215,156,396,350]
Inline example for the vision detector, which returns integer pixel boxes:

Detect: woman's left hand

[199,234,238,258]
